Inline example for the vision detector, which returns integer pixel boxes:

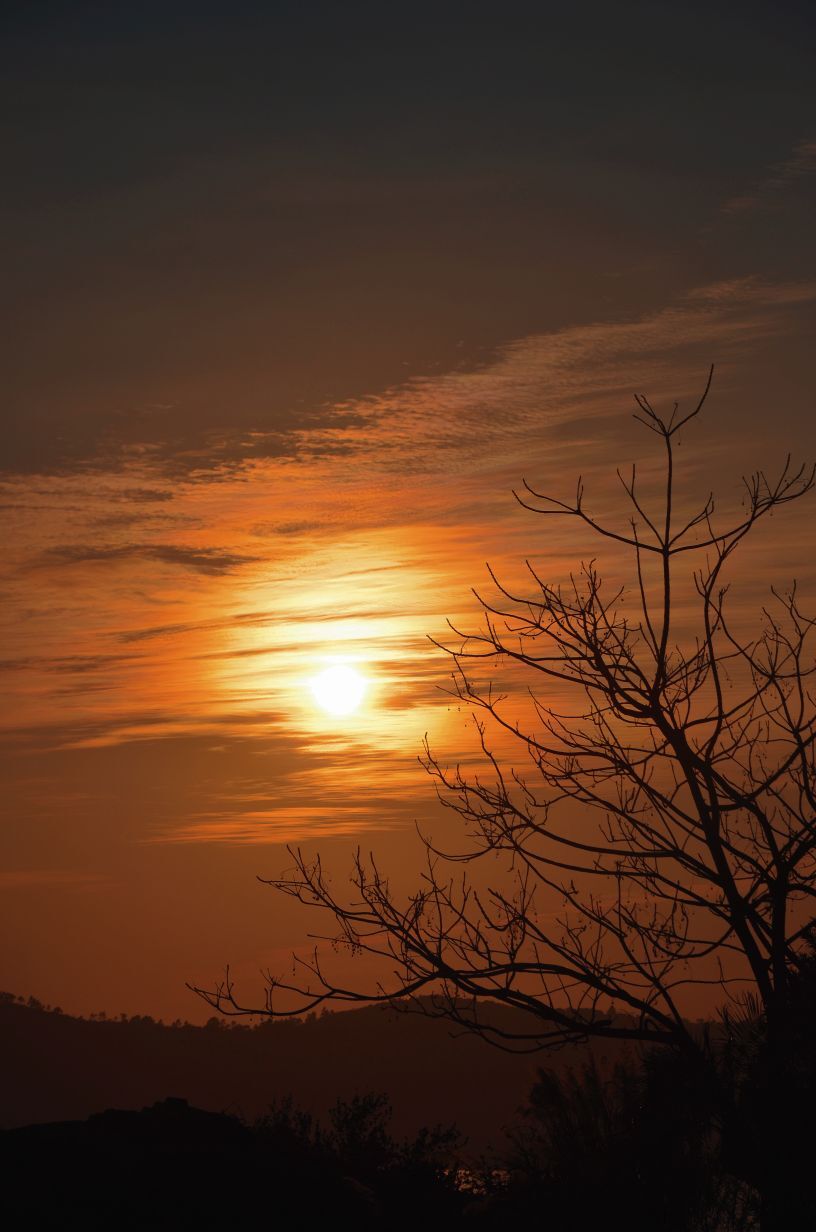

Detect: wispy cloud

[0,653,142,674]
[43,543,260,575]
[5,275,815,844]
[296,276,816,484]
[722,138,816,215]
[5,276,813,488]
[159,805,405,845]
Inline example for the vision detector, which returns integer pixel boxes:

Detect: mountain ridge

[1,993,636,1149]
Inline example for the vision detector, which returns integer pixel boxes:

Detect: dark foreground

[3,1095,469,1230]
[4,990,816,1228]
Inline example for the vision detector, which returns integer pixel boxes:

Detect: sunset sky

[2,1,815,1021]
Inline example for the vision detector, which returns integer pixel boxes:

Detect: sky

[2,0,816,1021]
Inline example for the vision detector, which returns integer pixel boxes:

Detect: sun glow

[310,665,368,716]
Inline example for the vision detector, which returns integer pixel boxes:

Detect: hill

[0,994,624,1150]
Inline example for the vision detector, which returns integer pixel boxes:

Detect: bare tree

[192,370,816,1076]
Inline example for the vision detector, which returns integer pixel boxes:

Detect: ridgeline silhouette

[1,992,573,1149]
[8,988,809,1226]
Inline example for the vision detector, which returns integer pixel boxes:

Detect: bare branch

[194,369,816,1068]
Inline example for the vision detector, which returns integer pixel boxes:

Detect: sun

[310,665,368,716]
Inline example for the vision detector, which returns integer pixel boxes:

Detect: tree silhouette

[193,370,816,1222]
[494,1049,752,1232]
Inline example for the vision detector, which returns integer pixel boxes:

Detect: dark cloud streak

[42,543,260,575]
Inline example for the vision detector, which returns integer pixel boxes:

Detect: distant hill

[0,994,628,1150]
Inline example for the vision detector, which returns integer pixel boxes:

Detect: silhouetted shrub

[488,1049,758,1232]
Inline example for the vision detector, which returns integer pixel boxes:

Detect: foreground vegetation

[5,956,816,1227]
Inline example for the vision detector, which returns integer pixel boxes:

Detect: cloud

[0,720,431,847]
[250,520,326,538]
[43,543,260,575]
[0,395,364,482]
[6,275,814,489]
[722,138,816,215]
[118,608,278,644]
[8,275,816,770]
[0,653,142,674]
[117,487,175,503]
[159,806,403,845]
[294,276,816,483]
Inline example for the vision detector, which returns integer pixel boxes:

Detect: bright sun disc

[310,665,367,716]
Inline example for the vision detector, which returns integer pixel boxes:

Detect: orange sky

[2,4,816,1021]
[3,277,816,1020]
